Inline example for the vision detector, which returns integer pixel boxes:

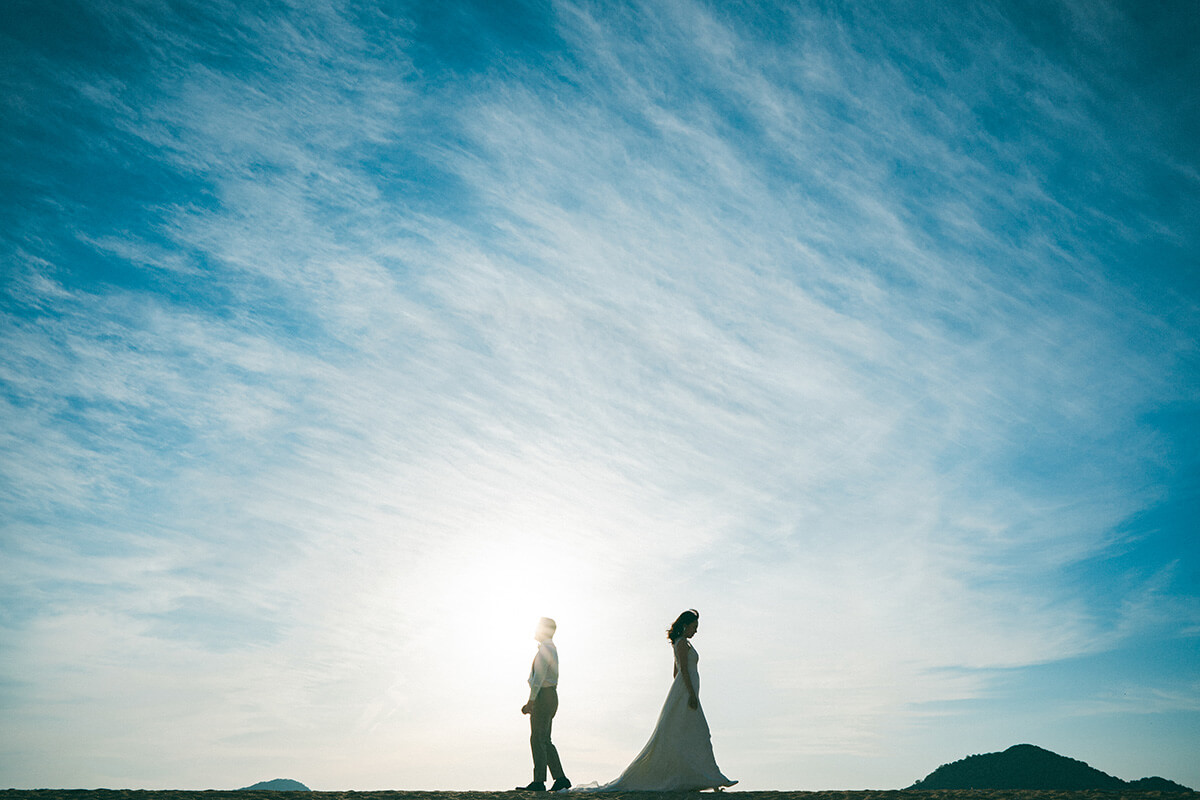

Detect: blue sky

[2,0,1198,791]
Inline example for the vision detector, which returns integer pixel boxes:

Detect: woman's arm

[674,638,699,709]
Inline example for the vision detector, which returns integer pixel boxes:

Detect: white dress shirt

[527,639,559,702]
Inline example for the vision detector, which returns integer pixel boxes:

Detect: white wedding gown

[582,643,736,792]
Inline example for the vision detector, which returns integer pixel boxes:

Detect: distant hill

[1129,776,1196,792]
[239,779,310,791]
[907,744,1193,791]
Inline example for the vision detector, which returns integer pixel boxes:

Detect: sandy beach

[2,791,1197,800]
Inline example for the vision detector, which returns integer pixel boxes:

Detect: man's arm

[522,645,548,714]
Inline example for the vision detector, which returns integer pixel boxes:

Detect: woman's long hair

[667,609,700,643]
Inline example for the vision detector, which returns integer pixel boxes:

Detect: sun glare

[430,539,592,696]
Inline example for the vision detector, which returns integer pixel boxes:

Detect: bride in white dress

[584,609,736,792]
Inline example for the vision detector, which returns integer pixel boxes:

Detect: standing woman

[585,609,736,791]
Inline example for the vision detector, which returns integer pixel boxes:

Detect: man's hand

[521,702,533,715]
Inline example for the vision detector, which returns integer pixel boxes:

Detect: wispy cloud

[2,0,1197,791]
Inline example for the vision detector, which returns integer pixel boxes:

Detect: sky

[2,0,1199,792]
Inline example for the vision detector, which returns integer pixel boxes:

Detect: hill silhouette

[908,744,1192,791]
[1129,776,1196,792]
[238,779,310,791]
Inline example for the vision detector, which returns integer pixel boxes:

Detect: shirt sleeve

[527,644,550,702]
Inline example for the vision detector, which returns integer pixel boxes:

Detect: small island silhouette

[908,743,1192,791]
[238,779,310,791]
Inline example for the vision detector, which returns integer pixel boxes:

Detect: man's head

[535,617,557,641]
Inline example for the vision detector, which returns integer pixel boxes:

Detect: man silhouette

[517,617,570,792]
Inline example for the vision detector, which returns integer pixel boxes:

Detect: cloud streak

[2,0,1197,791]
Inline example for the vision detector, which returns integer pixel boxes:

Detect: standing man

[517,617,570,792]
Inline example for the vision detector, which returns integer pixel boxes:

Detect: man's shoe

[550,778,572,792]
[515,782,547,792]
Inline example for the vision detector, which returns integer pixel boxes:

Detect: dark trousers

[530,686,565,782]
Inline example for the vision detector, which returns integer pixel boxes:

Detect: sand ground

[2,790,1197,800]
